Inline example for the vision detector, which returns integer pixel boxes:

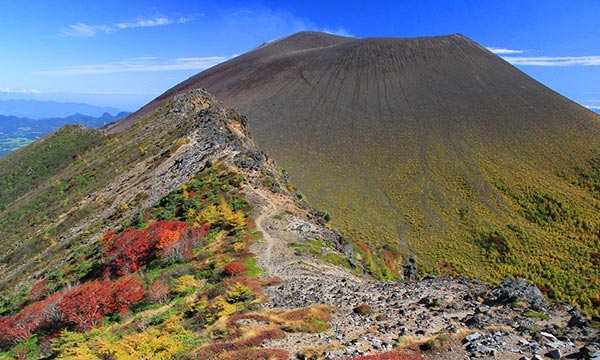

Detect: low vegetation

[322,155,600,316]
[0,162,339,358]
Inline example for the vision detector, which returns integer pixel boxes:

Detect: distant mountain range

[0,99,125,119]
[0,112,128,157]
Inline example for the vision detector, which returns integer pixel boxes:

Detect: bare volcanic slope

[111,32,600,310]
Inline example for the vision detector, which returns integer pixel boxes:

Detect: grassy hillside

[0,90,254,294]
[0,162,337,359]
[0,89,342,358]
[0,113,128,157]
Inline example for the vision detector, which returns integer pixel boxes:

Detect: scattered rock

[580,343,600,358]
[463,314,484,329]
[567,307,588,328]
[545,348,561,359]
[485,277,548,310]
[253,195,599,360]
[403,255,418,281]
[539,332,559,343]
[465,332,482,342]
[353,303,374,316]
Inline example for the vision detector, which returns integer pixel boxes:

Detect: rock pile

[262,276,599,359]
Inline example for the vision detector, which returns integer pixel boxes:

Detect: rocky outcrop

[485,277,549,310]
[259,271,598,359]
[403,255,418,282]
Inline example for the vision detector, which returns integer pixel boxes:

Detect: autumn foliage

[58,280,113,331]
[0,275,146,347]
[101,220,202,274]
[0,164,258,354]
[59,275,145,331]
[110,275,145,313]
[102,227,155,275]
[29,280,51,302]
[224,261,249,277]
[146,280,171,304]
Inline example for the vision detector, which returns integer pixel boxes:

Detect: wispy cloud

[502,55,600,66]
[487,47,525,55]
[585,105,600,110]
[116,16,193,30]
[229,8,354,39]
[0,87,42,94]
[61,23,112,38]
[37,56,231,75]
[321,28,354,37]
[61,15,194,37]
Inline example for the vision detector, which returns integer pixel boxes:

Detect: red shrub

[58,277,145,331]
[0,275,147,348]
[58,280,113,331]
[224,262,249,277]
[29,280,50,301]
[0,316,31,348]
[111,275,145,313]
[536,284,550,295]
[0,291,64,349]
[356,242,372,257]
[146,280,170,304]
[195,327,285,358]
[102,221,189,275]
[156,222,186,250]
[102,227,153,275]
[157,222,192,264]
[101,230,119,251]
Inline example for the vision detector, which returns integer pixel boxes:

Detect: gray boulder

[485,277,548,310]
[403,255,418,282]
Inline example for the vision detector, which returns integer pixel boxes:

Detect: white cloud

[585,105,600,110]
[116,16,192,29]
[37,56,231,75]
[321,28,354,37]
[61,15,194,37]
[228,8,354,39]
[487,47,525,55]
[502,55,600,66]
[233,9,254,16]
[0,87,42,94]
[61,23,112,37]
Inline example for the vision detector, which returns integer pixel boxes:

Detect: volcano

[110,32,600,307]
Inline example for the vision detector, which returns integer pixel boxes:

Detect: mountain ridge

[0,112,129,157]
[0,99,125,119]
[0,88,598,359]
[107,32,600,313]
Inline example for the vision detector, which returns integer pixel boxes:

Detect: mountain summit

[113,32,600,311]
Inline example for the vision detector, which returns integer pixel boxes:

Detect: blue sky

[1,0,599,111]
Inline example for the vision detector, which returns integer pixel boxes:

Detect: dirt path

[245,185,279,275]
[243,182,363,283]
[243,183,311,280]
